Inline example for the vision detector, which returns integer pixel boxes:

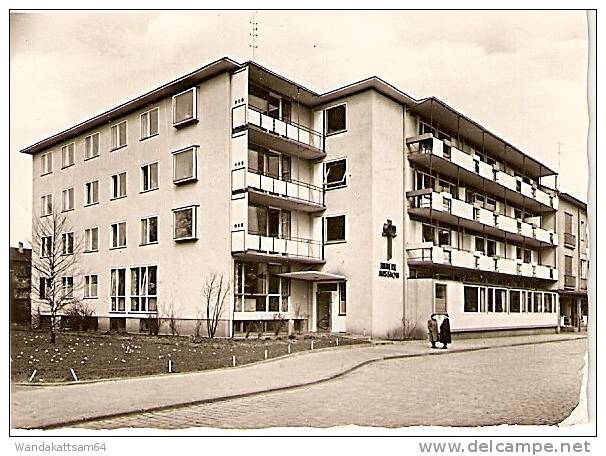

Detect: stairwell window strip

[85,132,100,160]
[141,107,159,140]
[110,120,127,150]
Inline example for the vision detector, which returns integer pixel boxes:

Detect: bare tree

[202,273,230,338]
[31,208,84,343]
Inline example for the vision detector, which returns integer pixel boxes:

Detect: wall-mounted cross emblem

[382,219,397,261]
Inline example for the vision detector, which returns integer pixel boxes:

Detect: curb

[33,335,586,430]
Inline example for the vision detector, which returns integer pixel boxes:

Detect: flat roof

[19,57,558,178]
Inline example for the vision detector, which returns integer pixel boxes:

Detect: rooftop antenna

[249,11,259,61]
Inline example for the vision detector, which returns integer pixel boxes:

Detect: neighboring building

[556,192,589,331]
[10,243,32,325]
[20,57,562,338]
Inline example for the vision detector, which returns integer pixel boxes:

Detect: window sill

[110,195,128,201]
[325,240,347,245]
[83,296,98,300]
[84,202,99,207]
[173,117,199,129]
[84,155,99,162]
[325,184,347,191]
[140,133,159,142]
[40,213,53,218]
[174,237,198,242]
[325,129,347,137]
[140,241,158,247]
[83,250,99,254]
[109,311,127,314]
[61,209,75,213]
[61,164,75,170]
[109,245,127,250]
[173,177,197,185]
[40,171,53,177]
[140,187,159,194]
[110,145,127,153]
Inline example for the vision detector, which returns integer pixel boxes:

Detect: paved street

[77,338,585,429]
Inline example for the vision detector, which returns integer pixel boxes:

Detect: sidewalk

[11,333,586,429]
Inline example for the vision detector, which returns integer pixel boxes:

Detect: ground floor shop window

[434,283,447,313]
[234,261,290,313]
[462,285,556,315]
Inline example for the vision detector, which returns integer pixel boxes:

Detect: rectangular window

[338,282,347,315]
[526,291,534,313]
[61,143,75,168]
[85,180,99,205]
[325,104,347,136]
[39,277,51,299]
[84,275,98,298]
[434,283,447,314]
[487,288,495,312]
[173,147,197,183]
[509,290,521,313]
[85,227,99,252]
[281,155,291,182]
[580,259,587,279]
[62,232,74,255]
[486,239,497,257]
[62,188,74,211]
[85,132,100,160]
[438,228,451,247]
[111,172,127,199]
[141,162,159,192]
[141,216,158,245]
[534,292,543,313]
[479,287,487,312]
[111,222,127,248]
[110,268,126,312]
[544,293,554,313]
[324,159,347,189]
[62,276,74,299]
[325,215,346,243]
[41,235,52,258]
[41,194,53,216]
[516,246,523,260]
[130,266,158,312]
[523,249,532,264]
[475,237,485,254]
[422,224,436,244]
[464,286,479,312]
[173,206,197,240]
[565,255,573,275]
[564,212,573,234]
[173,87,197,126]
[41,152,53,175]
[141,107,159,139]
[111,120,127,150]
[494,289,506,312]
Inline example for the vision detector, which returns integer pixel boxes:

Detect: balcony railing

[232,104,324,153]
[564,232,577,248]
[406,134,558,211]
[564,274,576,289]
[407,191,558,246]
[406,245,558,280]
[232,168,325,210]
[231,230,323,263]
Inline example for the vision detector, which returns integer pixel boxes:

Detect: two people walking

[427,313,451,349]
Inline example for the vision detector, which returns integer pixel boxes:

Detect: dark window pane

[326,215,345,242]
[326,104,346,135]
[325,159,347,188]
[464,286,478,312]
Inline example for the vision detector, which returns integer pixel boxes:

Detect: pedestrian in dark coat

[427,314,439,348]
[439,315,452,349]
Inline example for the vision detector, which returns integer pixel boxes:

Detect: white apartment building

[22,57,561,338]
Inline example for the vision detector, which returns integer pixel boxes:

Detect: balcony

[231,231,324,264]
[406,134,558,213]
[407,190,558,248]
[564,274,577,289]
[563,232,577,248]
[232,168,325,213]
[407,245,558,281]
[232,104,325,160]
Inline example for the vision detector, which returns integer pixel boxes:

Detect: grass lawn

[11,328,368,383]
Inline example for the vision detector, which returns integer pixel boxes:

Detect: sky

[9,10,590,246]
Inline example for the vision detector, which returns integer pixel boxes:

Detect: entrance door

[316,291,332,331]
